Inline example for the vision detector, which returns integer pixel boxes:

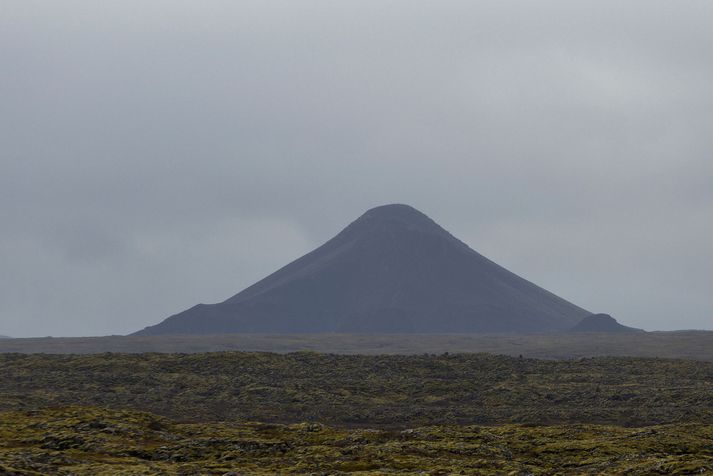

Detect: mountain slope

[135,204,590,335]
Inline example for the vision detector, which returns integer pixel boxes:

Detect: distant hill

[135,204,592,335]
[570,314,643,333]
[0,335,11,339]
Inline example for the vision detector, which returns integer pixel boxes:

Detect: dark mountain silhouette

[570,314,643,333]
[135,204,591,335]
[0,335,12,339]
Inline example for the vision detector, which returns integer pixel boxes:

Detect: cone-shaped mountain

[134,204,590,335]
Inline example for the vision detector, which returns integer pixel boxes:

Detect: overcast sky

[2,1,712,337]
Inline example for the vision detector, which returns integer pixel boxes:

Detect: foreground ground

[3,352,713,474]
[1,406,712,475]
[1,331,713,360]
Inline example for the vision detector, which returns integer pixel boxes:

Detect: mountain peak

[362,203,426,219]
[342,204,450,239]
[356,204,432,226]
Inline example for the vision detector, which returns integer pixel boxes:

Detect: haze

[1,1,712,337]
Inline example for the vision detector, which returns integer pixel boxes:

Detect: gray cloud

[1,0,712,336]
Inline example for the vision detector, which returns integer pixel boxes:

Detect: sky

[1,1,712,337]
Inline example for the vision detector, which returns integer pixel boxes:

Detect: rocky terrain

[1,406,711,475]
[3,351,713,474]
[2,352,713,427]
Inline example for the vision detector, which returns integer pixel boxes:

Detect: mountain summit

[134,204,591,335]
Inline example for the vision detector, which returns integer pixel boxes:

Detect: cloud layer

[2,1,712,336]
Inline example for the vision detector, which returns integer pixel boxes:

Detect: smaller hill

[570,314,643,333]
[0,335,11,339]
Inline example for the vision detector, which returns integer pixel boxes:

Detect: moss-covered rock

[1,407,712,474]
[1,352,713,427]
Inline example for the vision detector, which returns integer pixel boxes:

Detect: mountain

[570,314,643,333]
[0,335,12,339]
[134,204,591,335]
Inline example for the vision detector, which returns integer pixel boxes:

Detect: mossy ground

[2,352,713,427]
[1,406,712,475]
[2,352,713,474]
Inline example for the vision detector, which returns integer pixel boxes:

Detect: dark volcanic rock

[134,204,590,335]
[570,314,643,333]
